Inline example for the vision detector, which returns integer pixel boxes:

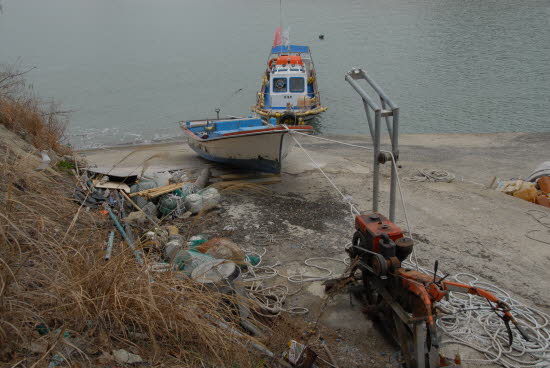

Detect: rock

[29,340,48,353]
[165,225,179,236]
[112,349,143,364]
[123,211,147,226]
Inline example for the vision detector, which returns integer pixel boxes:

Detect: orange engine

[354,213,404,253]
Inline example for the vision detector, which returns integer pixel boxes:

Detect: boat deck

[186,118,270,138]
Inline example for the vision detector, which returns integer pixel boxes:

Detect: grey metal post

[346,68,398,219]
[362,100,375,141]
[380,98,393,139]
[389,108,399,222]
[373,110,381,213]
[414,323,426,368]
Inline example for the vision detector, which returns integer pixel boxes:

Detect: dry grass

[0,64,70,155]
[0,66,285,366]
[0,144,278,367]
[0,63,299,367]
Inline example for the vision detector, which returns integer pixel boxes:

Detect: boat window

[289,77,305,93]
[273,78,287,93]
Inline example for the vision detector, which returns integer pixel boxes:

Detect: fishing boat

[181,117,313,173]
[251,29,327,125]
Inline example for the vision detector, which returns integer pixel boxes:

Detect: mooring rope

[240,246,349,316]
[284,127,420,269]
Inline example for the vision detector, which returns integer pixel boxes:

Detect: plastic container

[172,249,214,275]
[246,254,261,266]
[188,235,207,248]
[535,194,550,208]
[513,184,537,203]
[538,176,550,194]
[185,187,220,214]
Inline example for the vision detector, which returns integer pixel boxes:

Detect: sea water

[1,0,549,148]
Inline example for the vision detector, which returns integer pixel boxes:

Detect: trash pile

[76,167,220,222]
[496,162,550,208]
[67,164,335,367]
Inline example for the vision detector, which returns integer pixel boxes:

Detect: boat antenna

[279,0,289,52]
[216,88,243,118]
[279,0,283,43]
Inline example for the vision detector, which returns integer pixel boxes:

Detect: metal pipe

[414,323,426,368]
[380,98,393,139]
[362,99,375,141]
[389,108,399,222]
[106,207,143,265]
[373,111,381,213]
[359,70,397,109]
[345,75,380,112]
[346,68,399,220]
[104,231,115,260]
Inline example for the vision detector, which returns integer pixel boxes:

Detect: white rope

[403,259,550,368]
[285,257,350,283]
[252,230,291,246]
[240,245,349,316]
[285,128,420,269]
[284,128,360,217]
[405,168,455,183]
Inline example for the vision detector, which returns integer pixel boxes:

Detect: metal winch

[335,69,529,368]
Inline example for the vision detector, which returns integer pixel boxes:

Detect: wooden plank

[92,179,131,193]
[128,182,188,199]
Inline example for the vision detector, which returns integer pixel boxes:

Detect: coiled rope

[240,246,349,316]
[405,168,456,183]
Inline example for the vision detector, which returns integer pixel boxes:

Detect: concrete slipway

[80,132,550,367]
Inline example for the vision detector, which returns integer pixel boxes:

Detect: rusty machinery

[340,69,530,368]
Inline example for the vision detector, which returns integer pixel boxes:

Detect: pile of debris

[68,163,337,367]
[496,162,550,208]
[76,167,220,222]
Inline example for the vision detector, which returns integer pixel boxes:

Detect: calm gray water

[1,0,549,148]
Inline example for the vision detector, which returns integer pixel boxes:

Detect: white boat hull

[185,129,302,173]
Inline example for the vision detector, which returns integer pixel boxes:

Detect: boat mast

[279,0,290,53]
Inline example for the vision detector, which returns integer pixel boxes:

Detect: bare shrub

[0,63,70,155]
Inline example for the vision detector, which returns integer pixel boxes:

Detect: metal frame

[345,68,399,222]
